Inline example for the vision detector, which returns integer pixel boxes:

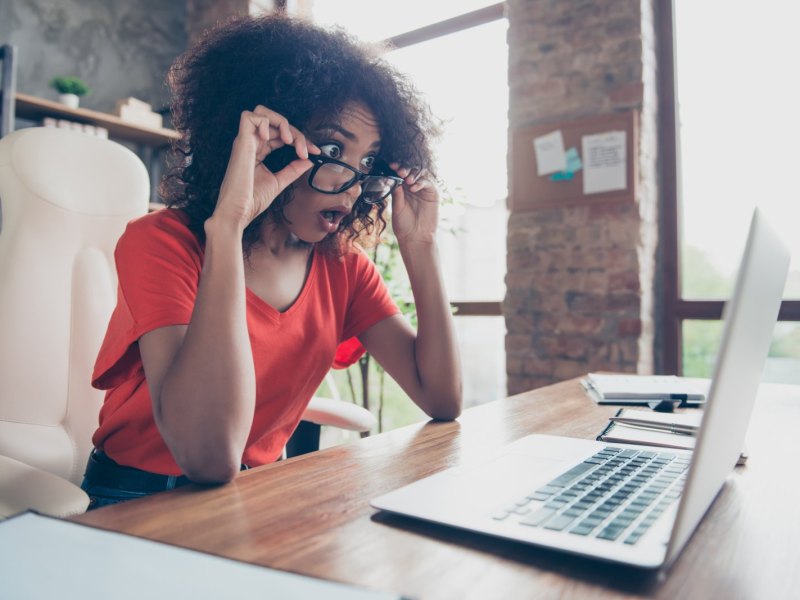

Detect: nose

[343,178,363,205]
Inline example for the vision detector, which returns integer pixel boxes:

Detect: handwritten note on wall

[582,130,626,195]
[532,130,566,176]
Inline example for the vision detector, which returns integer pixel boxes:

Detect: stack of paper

[581,373,710,407]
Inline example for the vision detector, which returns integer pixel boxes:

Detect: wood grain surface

[74,379,800,599]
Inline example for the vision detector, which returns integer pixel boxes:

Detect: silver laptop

[371,208,790,569]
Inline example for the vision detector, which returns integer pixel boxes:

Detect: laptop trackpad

[446,434,594,484]
[371,435,597,518]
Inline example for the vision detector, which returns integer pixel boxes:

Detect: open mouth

[318,207,349,233]
[321,210,340,223]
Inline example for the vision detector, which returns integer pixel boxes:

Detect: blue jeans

[80,450,251,510]
[80,450,191,510]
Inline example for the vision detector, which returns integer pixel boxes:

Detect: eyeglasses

[306,154,403,205]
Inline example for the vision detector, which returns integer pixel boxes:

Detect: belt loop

[165,475,178,490]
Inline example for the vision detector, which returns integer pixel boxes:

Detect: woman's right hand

[212,106,319,231]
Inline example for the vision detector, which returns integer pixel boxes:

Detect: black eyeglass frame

[306,154,404,205]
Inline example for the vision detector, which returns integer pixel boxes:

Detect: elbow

[429,404,462,422]
[154,390,248,485]
[425,389,463,422]
[180,452,241,485]
[166,431,243,484]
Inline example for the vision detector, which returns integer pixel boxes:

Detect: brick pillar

[505,0,659,395]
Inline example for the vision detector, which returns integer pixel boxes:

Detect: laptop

[370,208,790,569]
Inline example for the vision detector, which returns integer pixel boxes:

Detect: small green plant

[49,76,91,96]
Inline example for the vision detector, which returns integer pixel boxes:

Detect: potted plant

[49,76,91,109]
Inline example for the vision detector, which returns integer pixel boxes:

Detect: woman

[81,14,462,508]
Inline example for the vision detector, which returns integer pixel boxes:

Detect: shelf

[14,92,181,147]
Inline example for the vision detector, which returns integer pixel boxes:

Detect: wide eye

[361,156,375,172]
[318,143,342,159]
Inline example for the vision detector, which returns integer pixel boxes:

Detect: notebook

[580,373,710,407]
[370,208,790,569]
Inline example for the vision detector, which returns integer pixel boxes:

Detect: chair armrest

[0,455,89,519]
[302,397,376,432]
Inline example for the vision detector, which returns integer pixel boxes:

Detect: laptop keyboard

[492,447,690,544]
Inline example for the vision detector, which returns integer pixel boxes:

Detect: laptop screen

[666,208,790,565]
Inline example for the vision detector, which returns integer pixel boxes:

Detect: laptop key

[569,523,596,536]
[528,491,552,501]
[548,462,596,487]
[617,450,639,458]
[543,513,578,531]
[597,524,626,541]
[521,507,558,527]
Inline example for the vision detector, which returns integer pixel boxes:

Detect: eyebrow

[312,123,381,151]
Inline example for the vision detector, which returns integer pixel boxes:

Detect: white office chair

[0,127,150,518]
[0,127,374,518]
[288,371,376,457]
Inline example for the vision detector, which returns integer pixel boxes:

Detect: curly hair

[160,13,441,255]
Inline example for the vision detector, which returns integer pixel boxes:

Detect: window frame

[656,0,800,374]
[383,3,507,317]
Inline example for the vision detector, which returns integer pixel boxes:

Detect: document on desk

[581,373,710,406]
[596,408,748,466]
[0,512,402,600]
[597,408,701,451]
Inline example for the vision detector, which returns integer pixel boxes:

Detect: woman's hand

[388,164,440,245]
[212,106,319,231]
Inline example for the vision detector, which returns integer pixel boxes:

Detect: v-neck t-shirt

[91,208,399,474]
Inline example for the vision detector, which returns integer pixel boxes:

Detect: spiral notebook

[581,374,710,407]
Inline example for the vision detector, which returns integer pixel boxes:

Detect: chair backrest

[0,127,149,485]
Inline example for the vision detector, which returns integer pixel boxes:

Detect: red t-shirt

[91,209,398,474]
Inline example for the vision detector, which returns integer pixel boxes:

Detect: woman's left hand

[389,164,440,245]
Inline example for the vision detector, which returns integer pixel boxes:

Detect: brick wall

[505,0,660,394]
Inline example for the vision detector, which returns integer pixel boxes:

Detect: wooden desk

[73,380,800,599]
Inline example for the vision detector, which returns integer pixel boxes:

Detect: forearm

[156,217,255,482]
[400,240,462,420]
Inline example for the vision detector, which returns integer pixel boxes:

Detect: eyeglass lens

[313,162,355,194]
[360,176,397,204]
[310,162,398,204]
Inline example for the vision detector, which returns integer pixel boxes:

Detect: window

[310,3,509,410]
[309,0,503,43]
[660,0,800,381]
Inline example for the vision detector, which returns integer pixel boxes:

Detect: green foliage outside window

[681,246,798,382]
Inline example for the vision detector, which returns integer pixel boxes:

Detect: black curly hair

[160,13,441,255]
